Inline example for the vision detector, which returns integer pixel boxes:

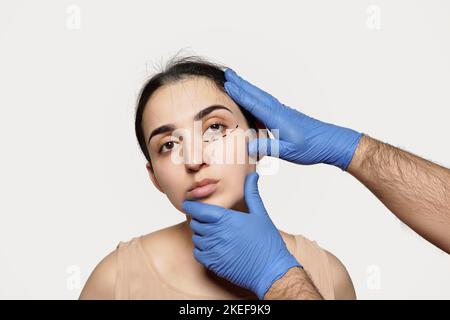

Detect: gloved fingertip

[245,171,259,184]
[224,67,237,80]
[247,139,260,157]
[244,172,261,199]
[182,200,194,212]
[224,81,238,97]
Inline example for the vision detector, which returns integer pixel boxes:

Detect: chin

[175,191,242,213]
[197,195,227,207]
[196,193,237,209]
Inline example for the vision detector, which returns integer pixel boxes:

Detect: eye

[159,140,180,154]
[203,123,228,142]
[208,123,224,131]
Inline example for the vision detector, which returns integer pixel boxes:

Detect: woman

[79,56,356,300]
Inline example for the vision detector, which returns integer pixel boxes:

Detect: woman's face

[142,76,259,214]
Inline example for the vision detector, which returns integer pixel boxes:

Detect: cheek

[153,162,186,210]
[216,162,256,206]
[203,129,256,166]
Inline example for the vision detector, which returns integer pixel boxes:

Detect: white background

[0,0,449,299]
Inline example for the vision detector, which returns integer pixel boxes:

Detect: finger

[182,200,227,223]
[248,138,297,161]
[189,219,213,236]
[225,68,280,110]
[192,234,208,251]
[243,172,266,215]
[193,247,208,266]
[225,81,277,130]
[225,68,287,129]
[248,137,278,158]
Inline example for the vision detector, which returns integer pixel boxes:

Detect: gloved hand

[182,172,302,300]
[224,68,363,171]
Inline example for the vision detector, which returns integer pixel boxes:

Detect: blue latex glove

[182,172,302,300]
[224,68,363,171]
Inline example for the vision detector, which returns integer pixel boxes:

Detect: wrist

[264,266,323,300]
[347,133,373,174]
[334,128,363,171]
[253,253,302,300]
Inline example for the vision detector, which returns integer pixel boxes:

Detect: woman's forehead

[143,77,240,129]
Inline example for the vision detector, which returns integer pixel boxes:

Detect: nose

[185,161,207,173]
[182,132,208,173]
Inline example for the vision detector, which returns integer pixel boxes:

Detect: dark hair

[134,55,258,163]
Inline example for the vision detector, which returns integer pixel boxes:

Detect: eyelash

[157,122,228,154]
[207,122,227,133]
[158,141,178,154]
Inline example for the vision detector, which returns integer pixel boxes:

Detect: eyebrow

[147,104,233,145]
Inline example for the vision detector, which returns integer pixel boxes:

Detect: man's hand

[225,68,450,253]
[182,172,302,300]
[224,68,363,171]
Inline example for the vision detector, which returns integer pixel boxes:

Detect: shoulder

[79,223,183,300]
[289,233,356,300]
[79,248,118,300]
[79,224,182,300]
[323,250,356,300]
[139,223,182,253]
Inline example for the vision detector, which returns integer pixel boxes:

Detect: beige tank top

[113,234,335,300]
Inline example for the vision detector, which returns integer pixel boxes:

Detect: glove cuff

[334,129,363,171]
[254,254,302,300]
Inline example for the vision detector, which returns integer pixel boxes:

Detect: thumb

[244,172,266,215]
[248,137,297,161]
[182,200,226,223]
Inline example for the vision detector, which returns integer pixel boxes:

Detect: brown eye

[209,123,222,131]
[159,141,180,154]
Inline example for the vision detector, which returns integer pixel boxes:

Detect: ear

[146,162,165,194]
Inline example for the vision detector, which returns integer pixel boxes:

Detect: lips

[187,178,219,199]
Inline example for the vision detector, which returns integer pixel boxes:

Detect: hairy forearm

[347,134,450,253]
[263,267,323,300]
